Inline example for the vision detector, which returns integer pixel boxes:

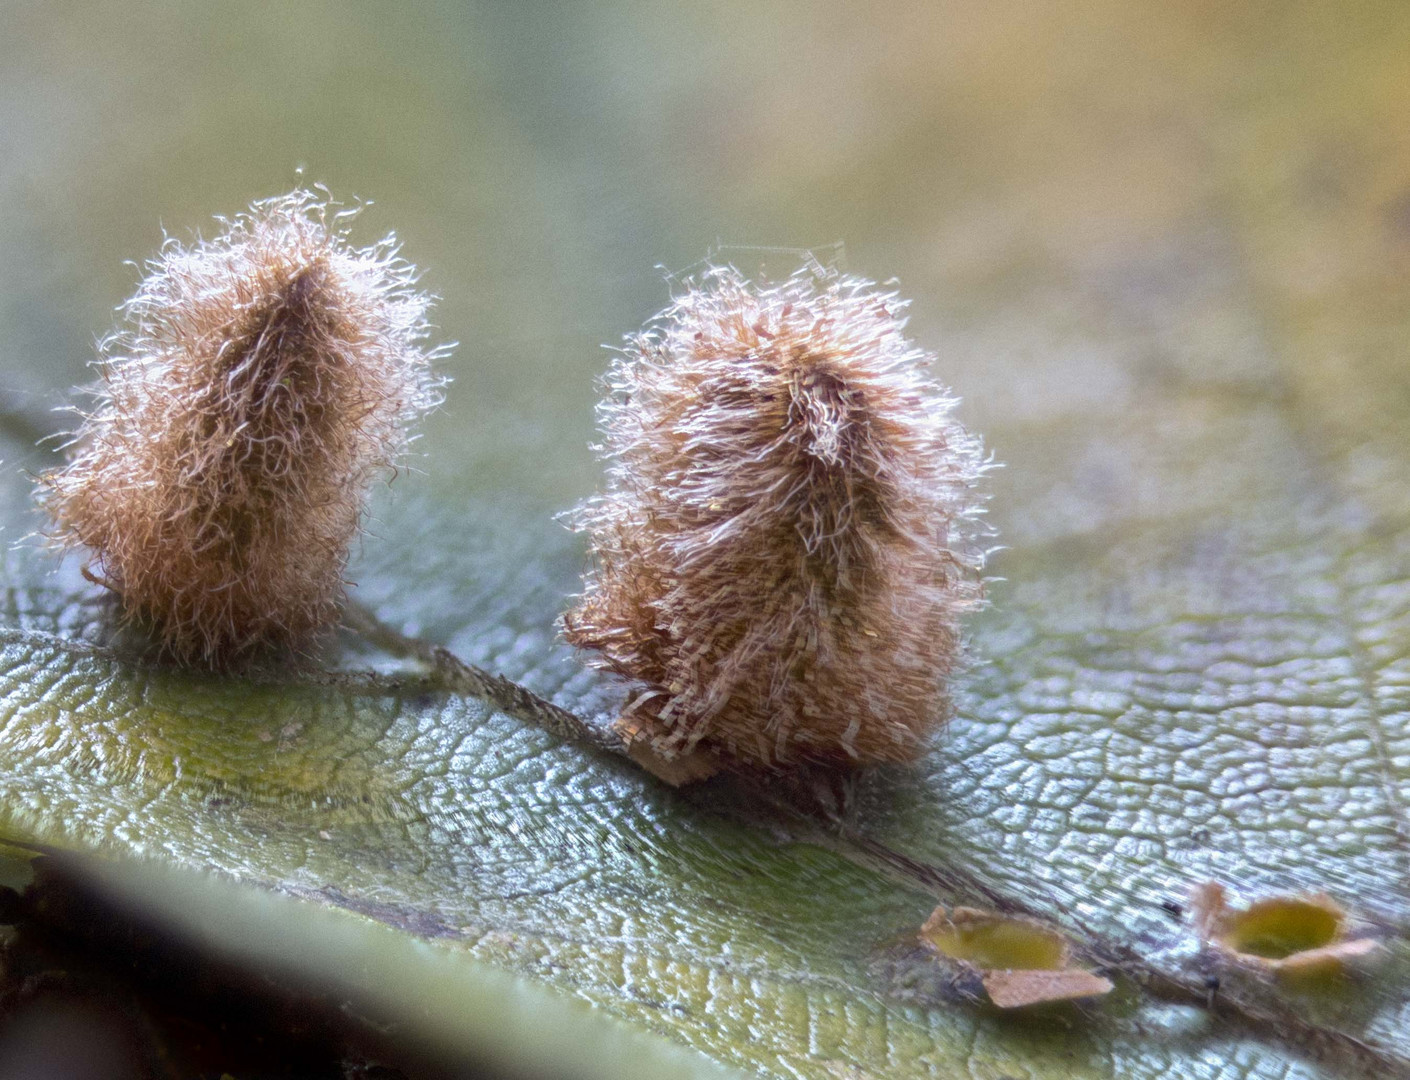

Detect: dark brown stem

[341,602,625,755]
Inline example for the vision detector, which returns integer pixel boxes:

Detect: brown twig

[341,602,625,755]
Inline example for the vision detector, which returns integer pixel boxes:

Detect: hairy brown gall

[565,265,988,776]
[37,191,446,665]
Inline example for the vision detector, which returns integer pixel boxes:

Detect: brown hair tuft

[564,264,989,775]
[36,190,446,665]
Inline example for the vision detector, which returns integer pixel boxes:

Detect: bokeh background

[5,0,1405,522]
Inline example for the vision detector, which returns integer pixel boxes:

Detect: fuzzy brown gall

[37,191,446,665]
[564,265,988,778]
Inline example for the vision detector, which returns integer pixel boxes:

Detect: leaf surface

[1,2,1409,1077]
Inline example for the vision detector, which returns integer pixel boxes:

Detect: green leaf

[2,2,1409,1078]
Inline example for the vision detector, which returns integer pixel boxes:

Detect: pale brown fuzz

[564,265,988,774]
[36,190,446,665]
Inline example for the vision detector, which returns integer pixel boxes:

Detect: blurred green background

[6,0,1405,521]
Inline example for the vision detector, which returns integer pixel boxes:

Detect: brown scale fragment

[1192,882,1382,982]
[36,190,445,666]
[564,265,988,778]
[979,968,1115,1010]
[919,905,1113,1008]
